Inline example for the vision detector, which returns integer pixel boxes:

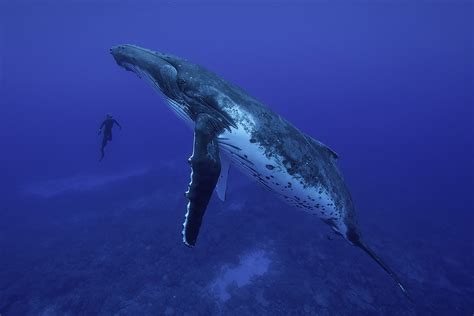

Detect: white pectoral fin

[215,155,230,202]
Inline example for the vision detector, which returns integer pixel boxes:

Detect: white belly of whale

[218,125,343,223]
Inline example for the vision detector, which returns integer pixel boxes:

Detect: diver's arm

[98,120,106,134]
[114,120,122,130]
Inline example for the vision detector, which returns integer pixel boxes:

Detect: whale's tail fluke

[353,238,411,300]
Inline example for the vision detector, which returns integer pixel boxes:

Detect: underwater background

[0,0,472,315]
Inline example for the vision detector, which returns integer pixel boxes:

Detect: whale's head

[111,44,225,126]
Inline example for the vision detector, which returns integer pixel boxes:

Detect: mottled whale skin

[110,44,408,297]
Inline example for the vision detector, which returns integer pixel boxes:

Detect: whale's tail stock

[352,237,411,300]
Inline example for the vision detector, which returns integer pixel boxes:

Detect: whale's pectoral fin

[182,114,221,247]
[215,155,230,202]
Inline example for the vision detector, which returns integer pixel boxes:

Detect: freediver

[98,114,122,161]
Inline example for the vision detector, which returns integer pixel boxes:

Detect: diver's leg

[100,148,105,161]
[100,136,107,161]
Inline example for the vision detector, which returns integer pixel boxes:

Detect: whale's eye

[177,78,186,88]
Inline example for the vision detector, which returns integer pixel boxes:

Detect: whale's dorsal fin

[182,114,221,247]
[305,134,338,160]
[216,155,230,202]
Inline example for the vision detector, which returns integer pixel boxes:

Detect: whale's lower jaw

[218,125,347,232]
[124,62,194,128]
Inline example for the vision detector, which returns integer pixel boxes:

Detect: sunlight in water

[210,249,272,302]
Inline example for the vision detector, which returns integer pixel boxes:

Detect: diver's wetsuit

[99,117,121,161]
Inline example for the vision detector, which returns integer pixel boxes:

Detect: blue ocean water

[0,0,472,315]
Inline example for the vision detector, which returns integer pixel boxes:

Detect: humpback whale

[110,44,409,297]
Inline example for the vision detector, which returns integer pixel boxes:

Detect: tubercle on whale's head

[110,44,236,129]
[110,44,185,100]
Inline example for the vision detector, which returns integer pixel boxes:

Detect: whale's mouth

[120,62,137,73]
